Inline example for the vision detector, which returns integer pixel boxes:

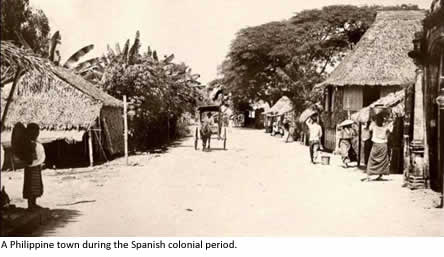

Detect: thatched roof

[1,40,122,130]
[317,11,425,88]
[1,41,121,106]
[1,70,122,130]
[53,67,122,107]
[265,96,293,116]
[1,41,55,81]
[351,90,405,123]
[1,74,103,130]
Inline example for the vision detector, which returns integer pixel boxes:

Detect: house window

[363,87,381,107]
[343,87,363,111]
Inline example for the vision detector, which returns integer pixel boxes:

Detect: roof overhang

[1,130,86,146]
[198,105,220,112]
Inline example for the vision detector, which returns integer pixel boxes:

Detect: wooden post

[88,129,94,167]
[438,57,444,207]
[437,89,444,208]
[123,95,129,166]
[1,69,23,129]
[358,123,362,168]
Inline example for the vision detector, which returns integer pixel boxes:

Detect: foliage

[1,0,50,56]
[221,5,378,114]
[100,32,203,149]
[46,30,98,77]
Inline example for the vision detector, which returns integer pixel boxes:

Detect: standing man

[306,115,323,164]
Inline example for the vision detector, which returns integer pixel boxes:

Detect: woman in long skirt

[22,123,46,209]
[363,112,393,182]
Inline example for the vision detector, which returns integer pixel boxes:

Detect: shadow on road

[147,136,191,155]
[32,209,82,236]
[204,148,227,152]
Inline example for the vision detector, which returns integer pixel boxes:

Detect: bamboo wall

[101,106,124,156]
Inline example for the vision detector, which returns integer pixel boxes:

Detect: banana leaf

[63,44,94,69]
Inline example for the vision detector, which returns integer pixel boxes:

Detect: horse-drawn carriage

[194,105,227,151]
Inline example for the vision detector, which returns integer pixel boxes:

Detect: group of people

[10,122,46,209]
[305,108,394,182]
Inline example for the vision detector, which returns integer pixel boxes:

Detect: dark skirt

[367,143,390,175]
[363,140,373,166]
[23,165,43,199]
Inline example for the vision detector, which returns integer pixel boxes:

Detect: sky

[31,0,432,84]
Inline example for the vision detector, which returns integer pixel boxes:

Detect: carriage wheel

[223,128,227,150]
[194,127,199,150]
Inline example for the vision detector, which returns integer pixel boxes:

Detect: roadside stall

[264,96,294,137]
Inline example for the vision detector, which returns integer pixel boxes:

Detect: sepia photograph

[1,0,443,239]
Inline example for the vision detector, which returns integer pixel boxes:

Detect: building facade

[408,0,444,197]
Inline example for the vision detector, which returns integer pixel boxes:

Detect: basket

[320,155,330,165]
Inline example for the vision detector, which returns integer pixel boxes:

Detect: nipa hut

[263,96,296,134]
[265,96,293,117]
[316,10,425,152]
[265,96,294,122]
[1,67,124,169]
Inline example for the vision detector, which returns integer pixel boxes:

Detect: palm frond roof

[317,10,425,88]
[1,41,122,131]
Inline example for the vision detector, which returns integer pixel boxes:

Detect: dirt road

[2,128,443,236]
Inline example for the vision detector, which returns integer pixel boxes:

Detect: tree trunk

[1,69,24,129]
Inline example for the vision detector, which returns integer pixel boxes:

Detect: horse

[200,121,212,151]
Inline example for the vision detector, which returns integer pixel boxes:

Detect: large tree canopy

[221,5,379,113]
[1,0,50,55]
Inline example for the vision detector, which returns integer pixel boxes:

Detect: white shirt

[361,126,372,141]
[369,122,393,144]
[29,142,46,167]
[307,122,322,141]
